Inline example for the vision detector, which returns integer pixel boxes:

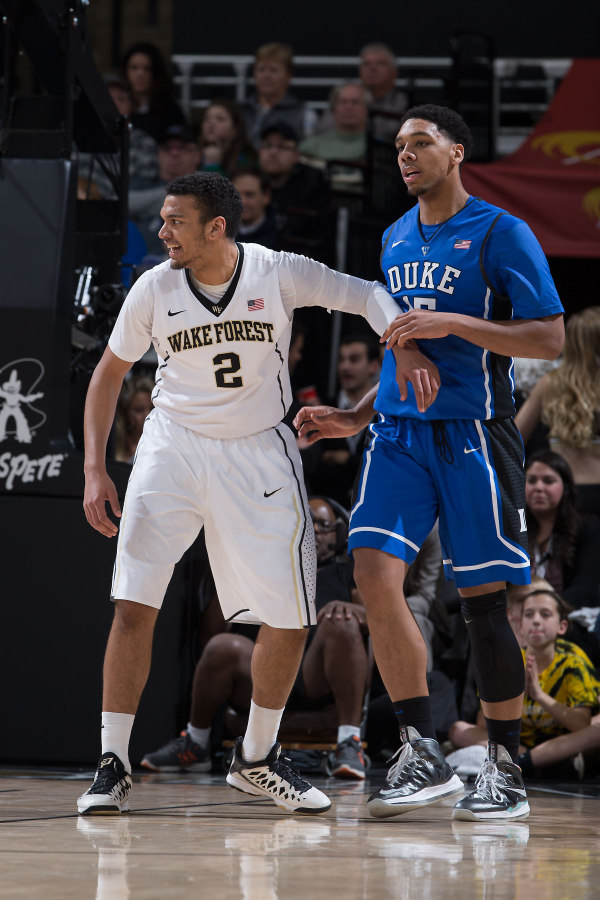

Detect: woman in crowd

[122,42,186,142]
[198,98,256,176]
[516,306,600,515]
[525,450,600,610]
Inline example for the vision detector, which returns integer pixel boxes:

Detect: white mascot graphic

[0,367,45,444]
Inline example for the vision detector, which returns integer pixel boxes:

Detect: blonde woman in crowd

[516,306,600,513]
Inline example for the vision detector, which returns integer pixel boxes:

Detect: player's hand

[382,310,454,347]
[392,343,441,412]
[83,469,122,537]
[293,405,365,445]
[317,600,368,631]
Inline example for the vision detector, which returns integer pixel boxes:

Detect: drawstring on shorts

[432,421,454,464]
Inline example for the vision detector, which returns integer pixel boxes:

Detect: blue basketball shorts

[348,415,530,588]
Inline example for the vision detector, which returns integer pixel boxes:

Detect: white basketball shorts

[111,409,317,628]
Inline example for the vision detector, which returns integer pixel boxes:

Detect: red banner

[462,59,600,257]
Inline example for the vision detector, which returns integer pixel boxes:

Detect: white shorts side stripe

[349,525,420,554]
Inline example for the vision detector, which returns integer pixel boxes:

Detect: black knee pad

[460,589,525,703]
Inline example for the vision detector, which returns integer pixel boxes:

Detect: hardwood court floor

[1,766,599,899]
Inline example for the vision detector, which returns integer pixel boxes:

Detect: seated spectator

[242,42,317,148]
[300,82,370,165]
[140,496,371,779]
[446,586,600,780]
[526,450,600,611]
[79,74,160,200]
[358,42,408,141]
[128,123,201,258]
[516,306,600,515]
[114,375,154,463]
[317,43,408,143]
[232,168,278,249]
[309,333,381,506]
[198,98,257,177]
[258,122,333,263]
[122,41,187,142]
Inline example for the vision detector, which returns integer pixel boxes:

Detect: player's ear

[452,142,465,166]
[206,215,227,240]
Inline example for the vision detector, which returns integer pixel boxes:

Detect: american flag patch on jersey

[454,239,471,249]
[247,298,265,311]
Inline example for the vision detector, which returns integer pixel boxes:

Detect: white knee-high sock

[242,701,284,761]
[101,712,134,773]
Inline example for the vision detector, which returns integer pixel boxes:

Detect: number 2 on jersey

[213,352,243,388]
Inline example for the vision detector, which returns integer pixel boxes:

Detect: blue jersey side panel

[377,196,564,421]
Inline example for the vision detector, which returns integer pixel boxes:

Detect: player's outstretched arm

[83,346,133,537]
[294,385,378,445]
[294,342,441,442]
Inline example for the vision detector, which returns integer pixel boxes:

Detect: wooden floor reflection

[1,767,599,899]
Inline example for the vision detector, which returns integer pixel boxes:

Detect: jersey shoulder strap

[479,211,509,302]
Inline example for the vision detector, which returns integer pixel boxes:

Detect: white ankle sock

[337,725,361,744]
[242,701,284,761]
[101,712,134,773]
[187,722,211,748]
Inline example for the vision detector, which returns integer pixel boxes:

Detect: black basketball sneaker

[452,743,530,821]
[367,726,463,818]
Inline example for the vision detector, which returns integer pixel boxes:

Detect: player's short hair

[399,104,473,161]
[165,172,243,238]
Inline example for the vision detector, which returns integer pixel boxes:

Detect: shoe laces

[271,755,311,793]
[90,761,127,793]
[475,760,505,802]
[386,741,418,785]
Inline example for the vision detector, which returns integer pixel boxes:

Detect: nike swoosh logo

[264,487,283,498]
[168,309,186,316]
[464,447,480,454]
[391,240,406,247]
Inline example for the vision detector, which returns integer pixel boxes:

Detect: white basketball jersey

[109,242,397,438]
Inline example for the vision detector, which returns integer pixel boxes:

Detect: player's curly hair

[541,306,600,449]
[398,105,473,161]
[525,450,581,572]
[165,172,243,238]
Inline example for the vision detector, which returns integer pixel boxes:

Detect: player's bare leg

[250,623,307,709]
[353,549,427,700]
[353,547,462,817]
[78,600,158,815]
[103,599,159,713]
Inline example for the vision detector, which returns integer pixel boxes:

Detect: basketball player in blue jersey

[76,172,440,818]
[295,105,564,821]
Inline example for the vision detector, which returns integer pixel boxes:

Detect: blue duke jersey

[377,196,564,421]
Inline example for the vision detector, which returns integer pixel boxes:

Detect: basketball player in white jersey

[77,172,440,816]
